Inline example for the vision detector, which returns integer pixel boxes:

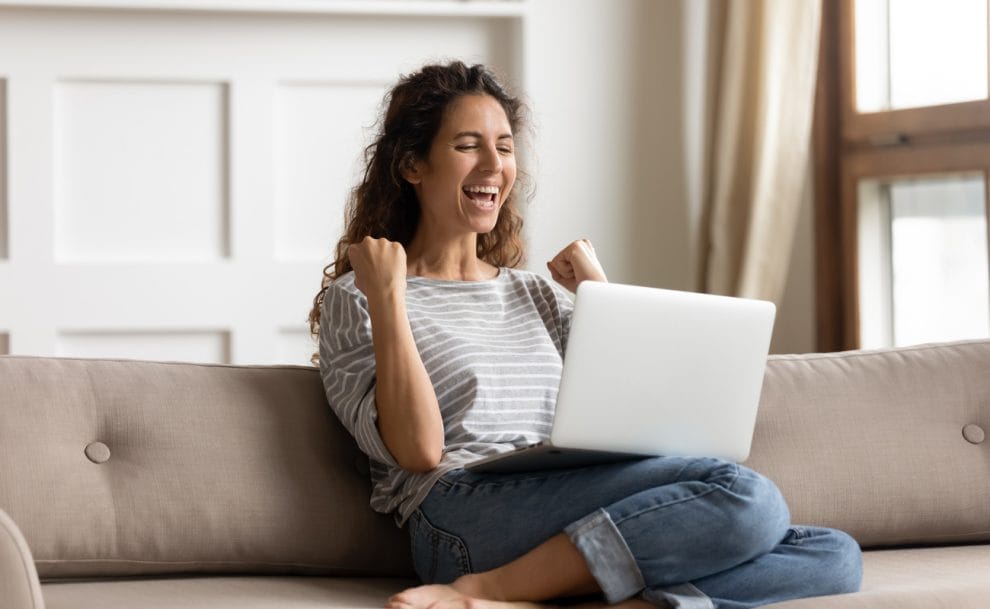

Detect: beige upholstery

[0,356,411,579]
[763,546,990,608]
[0,338,989,607]
[0,508,45,609]
[42,576,415,609]
[39,547,990,609]
[746,340,990,547]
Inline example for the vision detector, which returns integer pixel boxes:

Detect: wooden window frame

[814,0,990,351]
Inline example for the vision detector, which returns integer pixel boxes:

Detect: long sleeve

[552,282,575,355]
[319,277,398,467]
[539,279,574,358]
[315,268,569,524]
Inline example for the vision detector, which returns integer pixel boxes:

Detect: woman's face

[405,94,517,239]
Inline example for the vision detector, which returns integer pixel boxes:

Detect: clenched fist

[547,239,608,293]
[348,236,407,302]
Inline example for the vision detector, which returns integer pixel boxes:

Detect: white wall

[0,0,818,360]
[524,0,693,292]
[524,0,817,353]
[0,1,523,364]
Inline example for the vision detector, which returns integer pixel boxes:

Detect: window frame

[815,0,990,350]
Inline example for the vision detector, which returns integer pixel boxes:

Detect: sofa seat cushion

[42,575,418,609]
[763,545,990,608]
[42,545,990,609]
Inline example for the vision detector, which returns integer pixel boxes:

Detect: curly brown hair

[307,61,530,362]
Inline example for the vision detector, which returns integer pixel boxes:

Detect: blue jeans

[407,457,862,609]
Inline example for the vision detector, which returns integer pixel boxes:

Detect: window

[815,0,990,350]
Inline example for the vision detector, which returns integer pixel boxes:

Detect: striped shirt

[319,267,574,525]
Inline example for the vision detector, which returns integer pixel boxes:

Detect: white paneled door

[0,2,524,364]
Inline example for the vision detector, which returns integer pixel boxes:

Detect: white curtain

[701,0,822,303]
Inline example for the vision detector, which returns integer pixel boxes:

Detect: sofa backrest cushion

[0,356,413,579]
[5,340,988,575]
[745,339,990,549]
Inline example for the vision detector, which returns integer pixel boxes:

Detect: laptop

[465,280,776,473]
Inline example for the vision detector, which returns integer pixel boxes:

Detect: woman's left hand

[547,239,608,293]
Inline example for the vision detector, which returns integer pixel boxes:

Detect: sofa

[1,338,989,609]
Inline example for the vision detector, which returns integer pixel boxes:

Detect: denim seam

[446,472,576,492]
[441,462,649,494]
[415,509,473,580]
[612,465,740,526]
[440,460,706,496]
[433,476,457,490]
[787,526,810,545]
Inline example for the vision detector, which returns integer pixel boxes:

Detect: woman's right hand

[347,236,407,301]
[348,237,442,473]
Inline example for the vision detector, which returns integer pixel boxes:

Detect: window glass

[859,174,989,347]
[855,0,988,112]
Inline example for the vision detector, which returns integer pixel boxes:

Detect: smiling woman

[307,61,861,609]
[306,63,527,324]
[399,94,518,268]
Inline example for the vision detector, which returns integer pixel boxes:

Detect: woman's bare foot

[385,584,546,609]
[386,571,506,609]
[386,585,658,609]
[387,585,461,609]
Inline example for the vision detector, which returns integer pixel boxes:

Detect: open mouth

[463,185,499,210]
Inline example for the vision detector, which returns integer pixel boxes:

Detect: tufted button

[962,424,985,445]
[85,442,111,464]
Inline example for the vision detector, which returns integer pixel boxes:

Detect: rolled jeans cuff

[564,508,645,603]
[643,584,715,609]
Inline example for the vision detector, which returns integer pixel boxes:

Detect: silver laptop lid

[550,281,776,462]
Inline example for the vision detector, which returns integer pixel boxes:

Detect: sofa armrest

[0,508,45,609]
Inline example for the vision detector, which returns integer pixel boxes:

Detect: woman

[309,61,862,609]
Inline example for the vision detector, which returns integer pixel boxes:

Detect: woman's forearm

[367,290,444,472]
